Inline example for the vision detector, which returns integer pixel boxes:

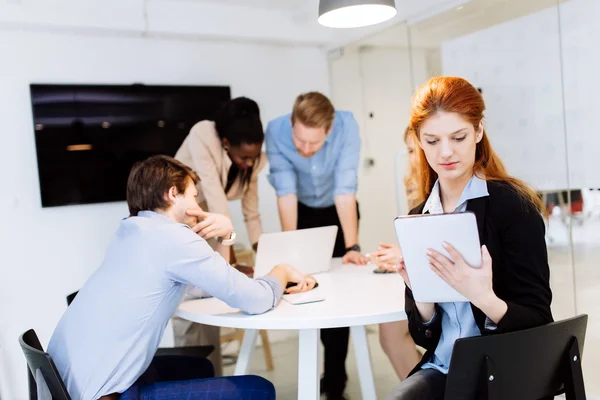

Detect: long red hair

[409,76,543,213]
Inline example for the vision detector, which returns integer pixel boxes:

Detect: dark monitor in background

[30,84,231,208]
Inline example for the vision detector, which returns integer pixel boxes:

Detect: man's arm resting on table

[277,194,298,232]
[266,264,295,293]
[167,232,285,314]
[168,229,315,314]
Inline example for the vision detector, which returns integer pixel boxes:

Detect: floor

[223,193,600,399]
[223,325,401,399]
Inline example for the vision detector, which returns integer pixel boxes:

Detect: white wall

[330,46,431,252]
[441,0,600,191]
[0,29,329,399]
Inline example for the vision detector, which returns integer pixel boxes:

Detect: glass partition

[330,0,599,393]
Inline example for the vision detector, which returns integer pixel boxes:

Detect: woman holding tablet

[386,76,552,399]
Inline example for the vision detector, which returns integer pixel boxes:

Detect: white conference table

[176,259,407,400]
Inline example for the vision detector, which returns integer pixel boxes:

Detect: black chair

[445,314,588,400]
[19,329,71,400]
[66,291,214,359]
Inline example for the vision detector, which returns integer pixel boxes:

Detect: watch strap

[345,244,361,253]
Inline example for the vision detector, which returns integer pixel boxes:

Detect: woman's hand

[371,243,412,289]
[372,243,403,270]
[427,243,495,306]
[396,261,412,291]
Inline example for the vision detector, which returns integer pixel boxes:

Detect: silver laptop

[253,226,338,279]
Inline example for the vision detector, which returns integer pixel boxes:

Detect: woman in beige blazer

[175,97,266,254]
[173,97,267,376]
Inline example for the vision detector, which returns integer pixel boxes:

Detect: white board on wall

[440,0,600,190]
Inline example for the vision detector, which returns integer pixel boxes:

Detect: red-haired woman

[386,76,553,399]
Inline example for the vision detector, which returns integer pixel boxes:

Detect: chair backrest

[65,291,78,306]
[445,315,588,400]
[19,329,71,400]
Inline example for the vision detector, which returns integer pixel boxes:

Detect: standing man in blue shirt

[266,92,367,400]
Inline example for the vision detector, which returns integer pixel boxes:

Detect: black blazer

[405,180,553,373]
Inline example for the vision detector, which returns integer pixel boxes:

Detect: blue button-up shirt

[421,175,492,374]
[265,111,361,208]
[48,211,282,400]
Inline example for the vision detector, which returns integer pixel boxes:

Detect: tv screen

[30,83,231,207]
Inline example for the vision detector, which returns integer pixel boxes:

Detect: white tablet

[394,212,482,303]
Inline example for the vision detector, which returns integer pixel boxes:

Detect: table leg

[298,329,320,400]
[351,325,377,400]
[234,329,259,376]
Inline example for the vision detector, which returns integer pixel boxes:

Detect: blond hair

[291,92,335,132]
[403,127,423,209]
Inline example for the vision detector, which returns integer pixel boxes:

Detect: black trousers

[385,368,446,400]
[297,201,360,395]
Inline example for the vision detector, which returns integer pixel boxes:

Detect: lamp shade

[318,0,397,28]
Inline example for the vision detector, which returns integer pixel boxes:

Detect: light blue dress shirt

[421,175,492,374]
[265,111,361,208]
[47,211,282,400]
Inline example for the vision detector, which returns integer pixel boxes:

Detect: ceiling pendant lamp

[318,0,397,28]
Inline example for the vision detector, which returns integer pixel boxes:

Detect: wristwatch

[345,244,361,253]
[217,231,237,246]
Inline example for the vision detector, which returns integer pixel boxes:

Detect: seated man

[48,155,316,400]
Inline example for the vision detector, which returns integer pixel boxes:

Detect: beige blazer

[175,120,266,245]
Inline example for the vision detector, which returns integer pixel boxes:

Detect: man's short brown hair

[291,92,335,132]
[126,155,199,217]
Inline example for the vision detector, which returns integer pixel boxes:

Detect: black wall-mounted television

[30,83,231,207]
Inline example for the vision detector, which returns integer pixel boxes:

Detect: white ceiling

[2,0,565,48]
[179,0,494,48]
[162,0,310,11]
[154,0,315,13]
[353,0,569,48]
[155,0,474,24]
